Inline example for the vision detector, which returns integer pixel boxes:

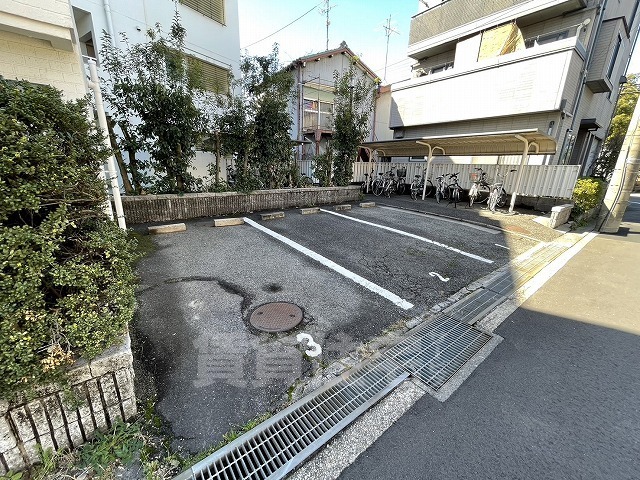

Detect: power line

[242,2,322,49]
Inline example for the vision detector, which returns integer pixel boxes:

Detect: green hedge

[0,78,137,397]
[571,177,606,216]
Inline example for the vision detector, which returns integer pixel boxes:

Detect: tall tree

[592,74,640,180]
[100,13,207,193]
[331,60,377,186]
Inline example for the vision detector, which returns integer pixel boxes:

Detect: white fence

[210,159,580,199]
[351,162,580,199]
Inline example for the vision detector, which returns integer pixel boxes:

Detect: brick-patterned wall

[122,186,362,224]
[0,30,86,99]
[0,335,136,474]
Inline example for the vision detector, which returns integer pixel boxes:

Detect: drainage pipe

[102,0,117,45]
[87,59,127,229]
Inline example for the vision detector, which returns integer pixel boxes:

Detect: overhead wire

[242,2,323,49]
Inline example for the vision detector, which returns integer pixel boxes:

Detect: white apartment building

[368,0,640,175]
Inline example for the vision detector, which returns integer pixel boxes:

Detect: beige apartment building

[372,0,640,175]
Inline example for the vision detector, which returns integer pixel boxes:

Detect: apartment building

[374,0,640,175]
[287,43,380,161]
[0,0,86,98]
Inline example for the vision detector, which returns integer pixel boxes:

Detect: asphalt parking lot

[132,202,547,453]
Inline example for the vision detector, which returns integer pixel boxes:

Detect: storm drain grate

[385,315,492,390]
[443,288,505,325]
[184,357,408,480]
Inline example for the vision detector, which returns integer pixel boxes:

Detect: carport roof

[360,129,557,157]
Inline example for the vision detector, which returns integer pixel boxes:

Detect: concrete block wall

[121,186,362,224]
[0,30,86,99]
[0,335,136,474]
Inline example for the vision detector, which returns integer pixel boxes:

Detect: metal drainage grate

[182,357,408,480]
[249,302,303,332]
[443,288,505,325]
[385,315,492,390]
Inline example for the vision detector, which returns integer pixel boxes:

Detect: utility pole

[382,15,399,82]
[320,0,334,50]
[597,89,640,232]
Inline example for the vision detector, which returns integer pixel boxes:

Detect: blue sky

[238,0,640,83]
[238,0,418,83]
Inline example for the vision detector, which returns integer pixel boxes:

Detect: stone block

[22,439,40,464]
[52,427,69,451]
[0,416,17,452]
[89,344,133,378]
[147,223,187,234]
[2,447,25,472]
[67,421,84,447]
[67,360,92,385]
[260,211,285,220]
[334,204,351,211]
[549,204,574,228]
[42,396,64,430]
[359,202,376,208]
[213,217,244,227]
[9,407,35,441]
[99,375,119,408]
[300,207,320,215]
[121,398,137,421]
[114,368,135,402]
[107,404,123,426]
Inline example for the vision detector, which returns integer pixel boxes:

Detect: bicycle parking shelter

[360,129,557,212]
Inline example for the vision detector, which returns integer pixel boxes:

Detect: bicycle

[434,174,450,204]
[487,169,517,212]
[372,171,386,196]
[467,168,491,207]
[410,169,434,200]
[361,167,375,194]
[396,167,407,195]
[447,172,462,207]
[382,168,398,197]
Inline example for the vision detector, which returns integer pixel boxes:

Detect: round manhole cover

[249,302,303,332]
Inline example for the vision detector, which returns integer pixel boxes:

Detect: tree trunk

[176,144,185,192]
[120,124,143,194]
[106,118,134,194]
[215,131,221,184]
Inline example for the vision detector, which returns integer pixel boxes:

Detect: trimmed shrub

[571,177,606,216]
[0,78,137,397]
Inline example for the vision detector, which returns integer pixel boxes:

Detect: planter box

[0,335,136,474]
[121,186,361,224]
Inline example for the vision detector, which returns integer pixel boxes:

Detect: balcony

[303,111,333,132]
[391,35,585,128]
[409,0,586,59]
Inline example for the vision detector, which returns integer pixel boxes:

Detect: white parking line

[243,218,414,310]
[377,205,500,234]
[319,209,494,264]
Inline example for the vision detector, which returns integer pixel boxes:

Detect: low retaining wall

[121,186,361,224]
[0,335,136,473]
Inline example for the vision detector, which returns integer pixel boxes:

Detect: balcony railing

[303,111,333,131]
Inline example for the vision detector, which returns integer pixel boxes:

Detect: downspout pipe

[103,0,117,46]
[88,59,127,229]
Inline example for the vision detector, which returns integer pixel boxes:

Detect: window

[607,34,622,79]
[181,0,225,25]
[303,98,333,130]
[431,62,453,74]
[187,56,230,93]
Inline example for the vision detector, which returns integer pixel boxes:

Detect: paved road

[339,195,640,480]
[132,203,542,453]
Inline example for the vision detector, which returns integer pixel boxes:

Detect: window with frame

[187,56,230,94]
[607,34,622,79]
[303,98,333,129]
[180,0,225,25]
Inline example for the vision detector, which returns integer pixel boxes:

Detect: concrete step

[300,207,321,215]
[260,211,285,220]
[359,202,376,208]
[148,223,186,234]
[213,217,245,227]
[334,204,352,211]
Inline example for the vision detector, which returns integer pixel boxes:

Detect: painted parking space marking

[319,209,494,264]
[429,272,450,282]
[495,243,510,250]
[378,205,500,234]
[243,217,414,310]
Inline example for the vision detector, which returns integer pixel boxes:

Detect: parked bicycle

[395,167,407,195]
[361,167,375,194]
[447,172,462,207]
[488,169,517,212]
[467,167,491,207]
[410,168,434,200]
[434,174,450,204]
